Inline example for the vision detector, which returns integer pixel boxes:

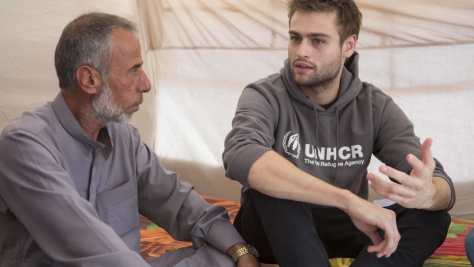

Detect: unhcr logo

[283,131,301,159]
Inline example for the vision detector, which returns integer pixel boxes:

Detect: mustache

[131,94,143,107]
[292,58,315,67]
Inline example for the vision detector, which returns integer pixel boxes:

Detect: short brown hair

[287,0,362,45]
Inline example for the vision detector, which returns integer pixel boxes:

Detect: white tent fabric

[0,0,156,146]
[0,0,473,217]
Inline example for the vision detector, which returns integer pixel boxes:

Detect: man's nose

[139,69,151,93]
[296,40,310,58]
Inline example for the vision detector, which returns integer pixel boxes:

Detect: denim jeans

[466,227,474,264]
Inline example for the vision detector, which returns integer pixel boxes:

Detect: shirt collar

[52,92,113,157]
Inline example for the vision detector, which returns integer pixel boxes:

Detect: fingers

[365,218,400,258]
[367,173,391,197]
[367,172,413,200]
[369,182,409,205]
[366,212,400,258]
[407,138,436,172]
[420,138,435,169]
[365,231,384,255]
[367,241,392,258]
[349,200,400,258]
[379,212,401,258]
[406,138,436,176]
[378,165,408,185]
[367,235,399,258]
[369,138,436,205]
[378,138,435,181]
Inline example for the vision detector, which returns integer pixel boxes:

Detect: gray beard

[90,81,132,124]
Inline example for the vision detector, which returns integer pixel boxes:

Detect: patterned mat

[139,196,473,267]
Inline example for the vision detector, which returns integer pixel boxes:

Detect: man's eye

[313,39,324,44]
[290,37,301,42]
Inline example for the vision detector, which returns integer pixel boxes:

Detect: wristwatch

[232,244,259,263]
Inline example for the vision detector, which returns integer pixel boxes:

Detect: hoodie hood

[280,51,363,112]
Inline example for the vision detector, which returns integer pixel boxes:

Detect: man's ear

[342,34,357,58]
[76,66,102,95]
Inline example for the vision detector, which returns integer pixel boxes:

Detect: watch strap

[232,244,259,263]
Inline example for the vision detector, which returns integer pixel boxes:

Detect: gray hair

[54,12,138,92]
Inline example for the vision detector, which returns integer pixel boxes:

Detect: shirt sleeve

[0,130,151,266]
[222,87,276,186]
[135,138,245,255]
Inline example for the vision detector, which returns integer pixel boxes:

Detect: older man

[0,12,259,267]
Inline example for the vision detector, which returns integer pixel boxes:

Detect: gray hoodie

[223,52,455,210]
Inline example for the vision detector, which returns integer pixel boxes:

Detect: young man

[223,0,456,266]
[0,12,259,267]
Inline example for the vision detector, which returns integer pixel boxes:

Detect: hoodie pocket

[96,179,139,237]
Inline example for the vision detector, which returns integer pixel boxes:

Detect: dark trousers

[234,189,451,267]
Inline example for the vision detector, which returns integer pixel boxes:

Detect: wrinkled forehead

[104,28,143,79]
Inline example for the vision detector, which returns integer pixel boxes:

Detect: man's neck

[301,79,340,106]
[76,114,106,141]
[62,91,106,141]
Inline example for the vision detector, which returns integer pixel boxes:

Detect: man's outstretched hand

[367,138,450,211]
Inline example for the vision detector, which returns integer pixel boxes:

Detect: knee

[438,211,452,231]
[249,189,310,215]
[430,210,452,242]
[247,189,314,230]
[466,228,474,260]
[426,210,451,233]
[398,208,451,248]
[466,227,474,244]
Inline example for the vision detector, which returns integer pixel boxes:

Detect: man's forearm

[248,150,359,211]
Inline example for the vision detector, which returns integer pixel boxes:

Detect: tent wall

[0,0,156,147]
[0,0,473,217]
[143,0,474,217]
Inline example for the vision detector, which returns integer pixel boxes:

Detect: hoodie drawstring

[314,108,319,159]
